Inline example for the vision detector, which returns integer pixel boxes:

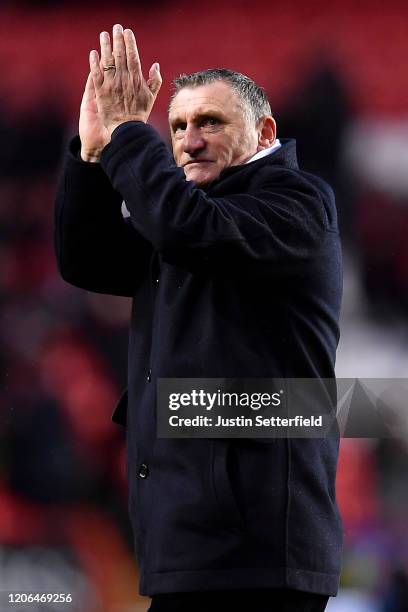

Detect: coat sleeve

[100,122,328,276]
[54,137,153,296]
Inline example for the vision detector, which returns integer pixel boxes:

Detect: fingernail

[155,63,160,72]
[100,31,109,40]
[114,24,123,33]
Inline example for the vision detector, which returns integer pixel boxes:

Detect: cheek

[171,138,184,163]
[232,132,252,156]
[213,131,247,167]
[172,148,181,165]
[211,141,232,168]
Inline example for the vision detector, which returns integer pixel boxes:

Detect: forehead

[169,81,245,121]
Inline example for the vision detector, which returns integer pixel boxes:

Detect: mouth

[183,160,213,167]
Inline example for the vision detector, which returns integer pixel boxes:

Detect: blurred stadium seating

[0,1,407,610]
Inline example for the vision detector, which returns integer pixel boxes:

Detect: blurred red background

[0,1,407,610]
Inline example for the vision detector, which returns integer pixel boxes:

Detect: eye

[201,117,220,127]
[173,122,187,134]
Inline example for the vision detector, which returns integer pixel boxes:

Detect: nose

[182,125,206,157]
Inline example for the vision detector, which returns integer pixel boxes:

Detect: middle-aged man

[55,24,343,612]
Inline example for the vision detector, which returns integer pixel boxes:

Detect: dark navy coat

[55,122,343,596]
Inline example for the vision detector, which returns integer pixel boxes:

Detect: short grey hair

[170,68,272,124]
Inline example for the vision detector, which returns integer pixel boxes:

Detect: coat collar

[202,138,299,192]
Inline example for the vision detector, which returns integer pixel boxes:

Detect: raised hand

[79,72,111,162]
[89,24,162,138]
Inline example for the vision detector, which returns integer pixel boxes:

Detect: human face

[169,81,259,185]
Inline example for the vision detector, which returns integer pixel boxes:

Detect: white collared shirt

[246,139,281,164]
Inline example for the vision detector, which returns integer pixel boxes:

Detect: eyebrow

[169,109,226,129]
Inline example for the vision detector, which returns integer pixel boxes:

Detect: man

[55,24,343,612]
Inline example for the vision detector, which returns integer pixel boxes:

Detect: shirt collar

[245,139,282,164]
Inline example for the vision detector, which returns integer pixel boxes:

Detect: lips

[184,160,213,166]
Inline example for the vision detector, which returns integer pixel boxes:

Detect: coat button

[146,368,152,382]
[139,463,149,479]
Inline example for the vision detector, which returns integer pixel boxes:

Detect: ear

[257,116,277,152]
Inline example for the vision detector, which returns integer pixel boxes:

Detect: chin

[184,168,219,185]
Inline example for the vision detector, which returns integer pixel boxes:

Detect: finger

[89,50,103,89]
[100,30,114,70]
[124,28,142,77]
[81,72,96,108]
[147,62,162,97]
[112,23,126,71]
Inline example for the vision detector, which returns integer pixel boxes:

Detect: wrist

[80,148,104,163]
[108,117,147,137]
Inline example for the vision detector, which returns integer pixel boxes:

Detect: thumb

[81,72,96,108]
[147,62,162,97]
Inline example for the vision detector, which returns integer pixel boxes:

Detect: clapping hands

[80,24,162,162]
